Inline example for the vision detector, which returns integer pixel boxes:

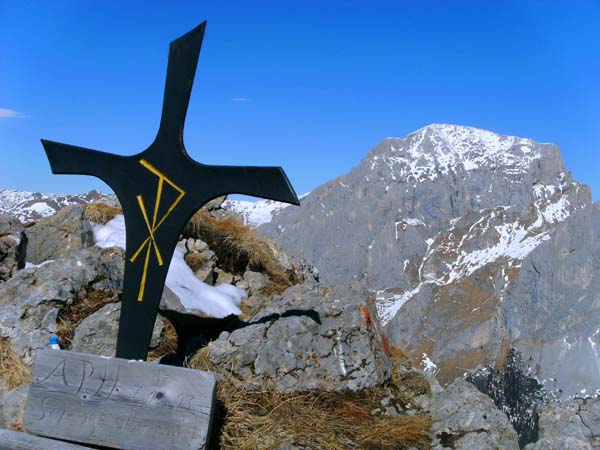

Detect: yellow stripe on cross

[130,159,186,301]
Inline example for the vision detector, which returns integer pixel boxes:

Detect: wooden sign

[0,429,94,450]
[41,21,300,360]
[23,350,216,450]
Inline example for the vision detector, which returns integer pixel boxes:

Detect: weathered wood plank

[23,350,216,450]
[0,429,94,450]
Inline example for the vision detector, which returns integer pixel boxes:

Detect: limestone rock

[72,302,164,357]
[0,246,124,361]
[202,195,227,211]
[429,378,519,450]
[524,398,600,450]
[0,214,26,282]
[213,268,235,285]
[467,350,546,447]
[0,384,28,430]
[25,205,94,264]
[183,241,217,283]
[259,124,600,399]
[206,283,390,391]
[235,271,268,294]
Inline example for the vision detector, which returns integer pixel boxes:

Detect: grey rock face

[260,124,599,397]
[430,378,519,450]
[25,205,94,264]
[261,124,572,288]
[235,270,268,294]
[524,398,600,450]
[467,349,545,447]
[207,283,390,391]
[387,198,600,395]
[0,214,26,281]
[0,384,28,429]
[0,246,124,361]
[72,302,163,357]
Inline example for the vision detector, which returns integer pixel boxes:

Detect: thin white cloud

[0,108,29,119]
[230,97,252,103]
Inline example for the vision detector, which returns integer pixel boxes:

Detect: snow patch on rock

[376,188,579,327]
[93,215,245,317]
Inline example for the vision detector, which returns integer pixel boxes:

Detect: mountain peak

[368,124,561,183]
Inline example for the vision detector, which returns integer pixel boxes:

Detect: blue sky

[1,1,599,200]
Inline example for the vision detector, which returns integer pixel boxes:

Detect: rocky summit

[259,125,599,396]
[1,123,600,449]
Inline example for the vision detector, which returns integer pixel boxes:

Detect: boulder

[25,205,94,264]
[203,195,227,211]
[72,302,164,357]
[524,398,600,450]
[235,270,268,294]
[0,246,124,361]
[429,378,519,450]
[206,283,391,391]
[0,214,26,282]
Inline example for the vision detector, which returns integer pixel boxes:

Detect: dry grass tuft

[83,202,122,224]
[182,210,295,293]
[9,420,25,432]
[147,316,179,360]
[358,415,433,449]
[0,339,31,390]
[388,345,432,404]
[184,252,208,273]
[239,300,262,320]
[395,370,432,398]
[56,289,120,350]
[187,346,212,372]
[187,348,432,450]
[390,345,413,370]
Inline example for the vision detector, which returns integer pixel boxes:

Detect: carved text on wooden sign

[24,350,216,450]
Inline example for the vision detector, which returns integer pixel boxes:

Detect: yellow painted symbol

[130,159,185,301]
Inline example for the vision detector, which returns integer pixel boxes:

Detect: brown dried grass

[184,252,208,273]
[9,419,25,432]
[187,348,432,450]
[56,289,120,350]
[182,210,294,294]
[83,202,122,224]
[390,345,413,371]
[147,316,179,360]
[0,339,31,390]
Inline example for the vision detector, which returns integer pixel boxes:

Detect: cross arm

[207,165,300,206]
[155,21,206,145]
[41,139,127,188]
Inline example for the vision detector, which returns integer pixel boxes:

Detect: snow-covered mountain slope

[258,123,599,397]
[0,189,110,222]
[223,198,289,226]
[371,124,547,182]
[223,193,309,226]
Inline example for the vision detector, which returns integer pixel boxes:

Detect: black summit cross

[41,22,299,360]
